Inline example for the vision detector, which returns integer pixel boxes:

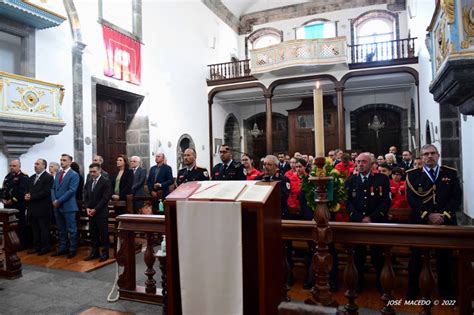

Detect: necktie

[223,164,229,174]
[133,168,137,175]
[92,179,97,191]
[34,174,40,185]
[362,176,367,184]
[429,168,436,180]
[59,170,64,183]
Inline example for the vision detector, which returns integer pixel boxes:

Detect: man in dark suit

[130,155,146,210]
[277,153,291,175]
[345,152,391,292]
[177,148,209,186]
[405,144,461,299]
[211,145,246,180]
[51,153,80,259]
[401,150,414,170]
[25,159,53,255]
[83,163,113,262]
[147,153,174,199]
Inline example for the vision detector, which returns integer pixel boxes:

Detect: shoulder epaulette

[405,168,418,173]
[196,166,206,170]
[441,165,457,172]
[234,162,242,167]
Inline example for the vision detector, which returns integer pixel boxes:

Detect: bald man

[2,159,30,248]
[177,148,209,186]
[345,152,391,293]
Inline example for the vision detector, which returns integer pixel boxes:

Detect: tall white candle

[313,81,325,157]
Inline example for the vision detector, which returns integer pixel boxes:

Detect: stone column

[264,92,273,155]
[72,42,86,173]
[335,83,345,150]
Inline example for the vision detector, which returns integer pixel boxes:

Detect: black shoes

[27,248,39,254]
[51,250,68,257]
[84,252,100,261]
[98,254,109,262]
[66,251,76,259]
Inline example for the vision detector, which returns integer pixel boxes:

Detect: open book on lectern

[167,180,273,202]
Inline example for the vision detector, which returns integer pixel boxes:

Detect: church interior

[1,0,474,314]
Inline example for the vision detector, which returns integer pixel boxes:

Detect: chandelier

[368,115,385,138]
[249,122,263,138]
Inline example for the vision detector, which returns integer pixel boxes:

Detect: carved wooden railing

[283,220,474,315]
[207,59,252,84]
[0,208,22,279]
[348,38,417,65]
[116,214,166,305]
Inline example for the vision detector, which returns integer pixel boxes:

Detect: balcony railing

[249,37,347,75]
[207,59,253,85]
[207,37,418,84]
[348,37,417,67]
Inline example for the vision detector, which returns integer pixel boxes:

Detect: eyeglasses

[422,151,438,156]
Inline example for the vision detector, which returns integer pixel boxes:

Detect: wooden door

[354,108,401,156]
[97,97,127,175]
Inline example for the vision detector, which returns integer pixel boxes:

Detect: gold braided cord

[406,174,433,198]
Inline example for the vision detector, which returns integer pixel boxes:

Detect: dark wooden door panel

[97,97,126,175]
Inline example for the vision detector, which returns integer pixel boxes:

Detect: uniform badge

[286,182,291,190]
[379,185,382,196]
[215,172,220,176]
[352,190,356,197]
[203,171,209,178]
[370,186,374,196]
[243,169,247,176]
[418,187,423,193]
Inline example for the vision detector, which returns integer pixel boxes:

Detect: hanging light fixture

[367,89,385,138]
[248,97,263,138]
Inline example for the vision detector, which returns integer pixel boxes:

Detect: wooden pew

[0,208,22,279]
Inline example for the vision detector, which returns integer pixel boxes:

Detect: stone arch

[176,134,195,170]
[245,27,283,59]
[350,103,408,155]
[224,114,241,160]
[350,9,400,45]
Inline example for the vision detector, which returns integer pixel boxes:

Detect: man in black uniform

[345,152,391,292]
[2,159,30,249]
[177,148,210,185]
[211,144,246,180]
[406,144,461,299]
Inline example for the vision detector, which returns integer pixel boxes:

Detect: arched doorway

[224,114,241,160]
[176,134,195,170]
[244,113,288,161]
[350,104,407,155]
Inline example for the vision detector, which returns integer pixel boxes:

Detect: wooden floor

[18,247,115,273]
[78,307,134,315]
[288,265,459,314]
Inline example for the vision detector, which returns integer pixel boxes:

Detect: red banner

[102,25,141,85]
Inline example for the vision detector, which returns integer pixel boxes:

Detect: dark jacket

[212,160,246,180]
[345,172,391,223]
[84,175,113,218]
[406,165,461,225]
[255,172,290,218]
[27,172,53,217]
[110,168,134,200]
[147,164,174,197]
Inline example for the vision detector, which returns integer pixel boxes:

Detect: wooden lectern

[165,181,283,315]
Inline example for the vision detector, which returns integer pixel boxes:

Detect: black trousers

[89,216,109,253]
[354,245,384,287]
[31,215,51,251]
[408,248,454,297]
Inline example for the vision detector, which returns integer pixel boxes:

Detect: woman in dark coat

[110,154,134,215]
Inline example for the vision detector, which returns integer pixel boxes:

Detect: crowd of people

[0,143,461,299]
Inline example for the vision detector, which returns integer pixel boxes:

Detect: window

[0,31,21,74]
[296,19,337,39]
[245,27,283,58]
[356,18,394,45]
[252,34,280,49]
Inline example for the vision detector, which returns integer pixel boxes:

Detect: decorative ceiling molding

[238,0,405,35]
[201,0,240,33]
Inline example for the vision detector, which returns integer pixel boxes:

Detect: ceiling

[221,0,311,18]
[214,72,416,105]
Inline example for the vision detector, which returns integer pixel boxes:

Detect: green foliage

[300,159,348,212]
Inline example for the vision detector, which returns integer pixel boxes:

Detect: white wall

[461,115,474,218]
[0,1,239,182]
[238,4,408,58]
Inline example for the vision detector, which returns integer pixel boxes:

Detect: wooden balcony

[207,59,255,86]
[348,38,418,69]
